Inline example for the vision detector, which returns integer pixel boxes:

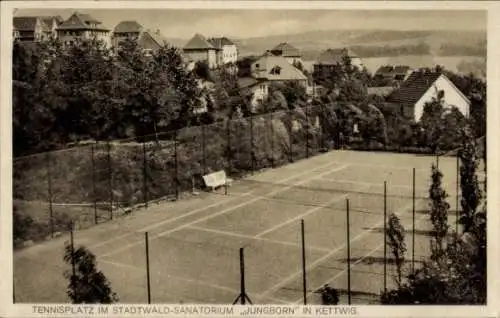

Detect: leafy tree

[270,82,307,108]
[64,244,118,303]
[459,126,483,233]
[428,164,450,258]
[386,213,406,285]
[419,91,446,152]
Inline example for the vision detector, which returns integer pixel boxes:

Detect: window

[270,66,281,75]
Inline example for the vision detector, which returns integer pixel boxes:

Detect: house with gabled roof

[313,48,363,74]
[268,42,303,65]
[238,53,308,110]
[56,12,111,47]
[385,69,470,122]
[40,16,64,38]
[112,21,171,56]
[183,33,219,68]
[207,37,238,65]
[374,65,412,82]
[13,17,50,42]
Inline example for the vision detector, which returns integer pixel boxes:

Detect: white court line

[293,211,430,304]
[255,194,348,238]
[347,163,430,171]
[316,178,429,192]
[99,164,350,258]
[99,258,288,304]
[90,159,342,251]
[258,188,431,300]
[187,225,332,253]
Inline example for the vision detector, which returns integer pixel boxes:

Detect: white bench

[202,170,233,191]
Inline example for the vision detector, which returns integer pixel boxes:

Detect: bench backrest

[202,170,228,188]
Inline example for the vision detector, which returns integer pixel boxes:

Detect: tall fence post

[305,106,310,158]
[233,247,252,305]
[270,112,275,168]
[346,198,351,305]
[91,143,98,225]
[456,153,460,235]
[412,168,416,274]
[289,110,293,163]
[145,232,151,304]
[107,141,113,220]
[142,140,148,209]
[250,116,255,174]
[301,219,307,305]
[383,180,387,292]
[174,130,179,200]
[45,152,54,238]
[227,120,232,174]
[202,124,207,176]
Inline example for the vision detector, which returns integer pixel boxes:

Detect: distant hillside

[234,29,486,59]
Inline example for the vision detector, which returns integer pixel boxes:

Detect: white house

[238,53,308,112]
[207,37,238,65]
[386,69,471,122]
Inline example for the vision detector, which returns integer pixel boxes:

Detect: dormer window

[270,66,281,75]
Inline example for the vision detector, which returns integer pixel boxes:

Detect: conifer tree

[63,244,118,303]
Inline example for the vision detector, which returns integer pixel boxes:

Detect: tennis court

[13,150,460,304]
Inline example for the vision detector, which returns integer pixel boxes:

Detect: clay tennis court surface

[14,150,460,304]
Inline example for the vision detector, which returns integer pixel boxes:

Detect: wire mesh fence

[13,106,336,242]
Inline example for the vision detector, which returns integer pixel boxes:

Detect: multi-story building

[13,17,50,42]
[112,20,171,56]
[238,52,308,110]
[40,16,64,39]
[183,33,219,69]
[56,12,111,47]
[268,42,303,66]
[207,37,238,65]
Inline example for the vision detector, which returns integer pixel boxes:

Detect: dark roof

[394,66,411,75]
[184,33,217,50]
[114,20,143,33]
[316,48,358,65]
[40,16,64,27]
[13,17,45,31]
[270,42,301,57]
[207,37,235,48]
[57,12,109,31]
[375,65,394,75]
[386,70,443,108]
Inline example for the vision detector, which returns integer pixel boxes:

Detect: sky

[15,9,486,40]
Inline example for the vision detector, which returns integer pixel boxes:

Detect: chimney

[155,29,160,35]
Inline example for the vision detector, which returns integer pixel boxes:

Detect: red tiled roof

[270,42,301,57]
[386,70,443,108]
[114,20,143,33]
